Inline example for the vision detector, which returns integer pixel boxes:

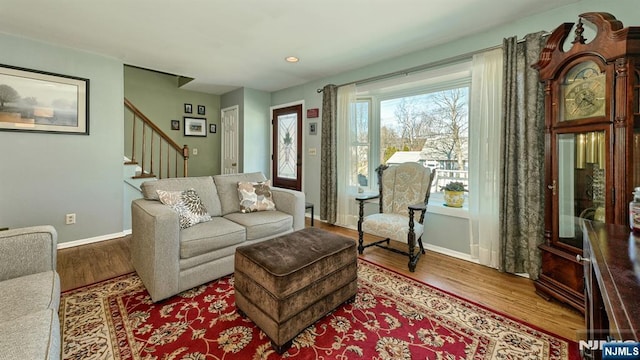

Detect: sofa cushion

[224,210,293,241]
[141,176,222,217]
[157,189,212,229]
[0,309,60,360]
[0,271,60,323]
[213,172,266,215]
[180,217,246,259]
[238,180,276,213]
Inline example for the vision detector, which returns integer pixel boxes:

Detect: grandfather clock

[532,12,640,312]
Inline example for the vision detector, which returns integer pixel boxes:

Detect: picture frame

[209,123,216,133]
[170,119,180,130]
[0,63,89,135]
[197,105,206,115]
[184,117,206,137]
[309,122,317,135]
[184,103,192,114]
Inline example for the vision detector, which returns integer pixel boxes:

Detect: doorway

[272,104,302,191]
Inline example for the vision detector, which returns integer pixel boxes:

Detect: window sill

[427,193,469,219]
[427,202,469,219]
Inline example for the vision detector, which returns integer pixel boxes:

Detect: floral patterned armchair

[356,162,436,272]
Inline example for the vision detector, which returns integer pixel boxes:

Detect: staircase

[122,98,190,230]
[124,98,189,180]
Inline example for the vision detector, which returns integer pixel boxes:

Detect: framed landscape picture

[184,117,206,137]
[0,64,89,134]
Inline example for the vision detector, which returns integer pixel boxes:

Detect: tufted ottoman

[234,227,358,353]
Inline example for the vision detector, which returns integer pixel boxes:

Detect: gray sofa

[131,172,306,302]
[0,226,61,360]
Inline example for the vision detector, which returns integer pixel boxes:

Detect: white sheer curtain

[469,48,503,268]
[336,84,357,226]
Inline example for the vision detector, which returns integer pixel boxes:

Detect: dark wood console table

[581,220,640,359]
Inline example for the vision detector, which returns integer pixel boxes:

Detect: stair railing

[124,98,189,179]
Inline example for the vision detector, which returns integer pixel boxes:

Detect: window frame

[349,63,472,200]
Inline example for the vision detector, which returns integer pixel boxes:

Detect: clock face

[560,61,606,121]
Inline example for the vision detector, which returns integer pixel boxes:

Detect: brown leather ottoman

[234,227,357,353]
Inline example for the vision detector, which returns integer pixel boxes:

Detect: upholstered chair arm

[0,225,57,281]
[409,203,428,223]
[271,187,306,231]
[131,199,181,302]
[355,194,380,202]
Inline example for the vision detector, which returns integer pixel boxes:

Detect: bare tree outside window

[380,87,468,171]
[424,88,469,170]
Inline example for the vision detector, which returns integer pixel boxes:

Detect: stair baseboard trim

[57,230,131,249]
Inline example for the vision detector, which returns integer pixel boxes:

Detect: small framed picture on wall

[184,103,192,114]
[197,105,206,115]
[184,117,206,137]
[209,124,217,133]
[171,120,180,130]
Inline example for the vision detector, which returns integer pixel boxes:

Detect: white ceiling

[0,0,579,95]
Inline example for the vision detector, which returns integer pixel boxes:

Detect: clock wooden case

[532,13,640,312]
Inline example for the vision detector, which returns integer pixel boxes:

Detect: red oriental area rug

[60,259,579,359]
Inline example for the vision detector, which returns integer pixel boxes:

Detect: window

[349,62,472,196]
[349,99,371,190]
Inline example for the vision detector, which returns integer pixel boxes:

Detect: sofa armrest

[0,225,57,282]
[271,187,306,231]
[131,199,181,302]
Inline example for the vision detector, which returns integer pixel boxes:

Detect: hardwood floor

[57,219,583,341]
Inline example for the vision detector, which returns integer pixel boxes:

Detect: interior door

[221,106,239,174]
[272,104,302,191]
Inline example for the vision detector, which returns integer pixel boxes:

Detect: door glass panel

[557,131,606,248]
[277,113,297,180]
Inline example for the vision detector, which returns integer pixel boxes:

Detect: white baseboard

[57,230,130,249]
[423,243,478,264]
[333,221,477,264]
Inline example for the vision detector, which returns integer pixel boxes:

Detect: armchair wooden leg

[418,237,426,254]
[357,200,365,254]
[407,208,418,272]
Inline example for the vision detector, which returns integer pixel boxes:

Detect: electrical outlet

[193,148,198,155]
[65,213,76,225]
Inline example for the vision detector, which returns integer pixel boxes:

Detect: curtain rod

[316,33,549,93]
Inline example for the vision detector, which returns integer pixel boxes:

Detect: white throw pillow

[237,180,276,213]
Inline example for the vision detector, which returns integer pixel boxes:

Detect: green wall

[0,33,124,244]
[124,66,221,177]
[243,88,271,174]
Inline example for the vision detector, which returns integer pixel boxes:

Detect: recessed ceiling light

[285,56,299,63]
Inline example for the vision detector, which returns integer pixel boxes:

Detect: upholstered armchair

[356,162,436,272]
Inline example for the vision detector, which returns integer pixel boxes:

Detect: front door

[272,104,302,191]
